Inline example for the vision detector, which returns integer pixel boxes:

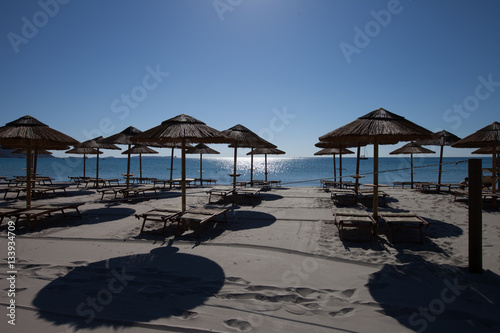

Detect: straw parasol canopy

[314,147,354,183]
[121,145,158,181]
[390,142,435,189]
[416,130,461,189]
[186,143,220,185]
[247,147,285,182]
[452,121,500,201]
[132,114,233,212]
[65,147,102,178]
[223,124,276,189]
[78,137,120,185]
[319,108,434,219]
[0,115,79,207]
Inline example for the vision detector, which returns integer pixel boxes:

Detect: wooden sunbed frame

[207,188,236,204]
[135,208,182,234]
[332,210,377,241]
[330,189,357,205]
[379,212,429,244]
[31,185,69,198]
[235,188,261,204]
[5,203,84,229]
[175,207,229,238]
[358,188,389,206]
[1,186,25,199]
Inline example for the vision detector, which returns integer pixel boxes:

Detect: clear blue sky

[1,0,499,158]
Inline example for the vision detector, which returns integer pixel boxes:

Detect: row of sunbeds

[0,203,84,229]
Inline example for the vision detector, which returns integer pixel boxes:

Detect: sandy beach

[1,183,500,332]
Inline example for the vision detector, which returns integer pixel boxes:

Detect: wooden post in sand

[468,159,482,273]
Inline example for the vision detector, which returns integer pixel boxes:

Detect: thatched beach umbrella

[132,114,233,212]
[12,148,52,177]
[121,145,158,181]
[65,147,102,178]
[390,142,435,189]
[247,147,286,182]
[186,143,219,185]
[319,108,433,219]
[417,130,461,190]
[223,124,276,190]
[452,121,500,203]
[101,126,143,189]
[314,147,354,183]
[0,115,79,207]
[78,137,120,185]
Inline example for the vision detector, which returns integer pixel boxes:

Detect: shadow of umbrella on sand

[32,245,225,329]
[0,115,79,207]
[132,114,233,212]
[390,142,435,189]
[319,108,433,219]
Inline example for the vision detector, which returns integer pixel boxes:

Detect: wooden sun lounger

[176,207,229,238]
[31,185,69,198]
[13,203,84,230]
[379,212,429,244]
[207,188,236,204]
[330,189,357,205]
[97,186,127,200]
[121,186,158,198]
[451,189,499,203]
[332,210,377,241]
[392,181,413,189]
[236,187,262,204]
[0,206,32,225]
[358,188,389,206]
[1,186,25,199]
[135,208,182,234]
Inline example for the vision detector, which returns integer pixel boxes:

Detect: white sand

[1,184,500,332]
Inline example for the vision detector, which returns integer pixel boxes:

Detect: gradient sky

[1,0,499,158]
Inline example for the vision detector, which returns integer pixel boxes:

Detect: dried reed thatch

[132,114,233,212]
[319,108,433,144]
[314,147,354,155]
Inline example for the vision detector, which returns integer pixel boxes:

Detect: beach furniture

[379,212,429,244]
[332,210,377,241]
[392,181,413,189]
[135,208,183,234]
[175,207,229,238]
[0,206,31,225]
[451,189,499,204]
[13,203,84,229]
[235,187,262,205]
[357,188,389,206]
[97,186,127,200]
[120,185,159,198]
[330,188,357,205]
[207,187,236,204]
[31,185,69,198]
[321,179,338,190]
[1,186,25,199]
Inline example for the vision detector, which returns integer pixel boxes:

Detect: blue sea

[0,156,492,187]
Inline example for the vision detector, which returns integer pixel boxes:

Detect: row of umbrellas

[0,115,285,211]
[316,108,499,216]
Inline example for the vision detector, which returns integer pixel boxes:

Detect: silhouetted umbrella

[319,108,433,219]
[132,114,233,212]
[65,147,102,178]
[78,137,120,185]
[223,124,276,189]
[0,115,79,207]
[247,147,285,182]
[390,142,435,188]
[314,147,354,183]
[101,126,143,188]
[452,121,500,201]
[121,145,158,181]
[417,130,461,190]
[186,143,219,185]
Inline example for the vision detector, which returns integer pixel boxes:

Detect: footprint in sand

[226,277,251,285]
[328,307,355,317]
[172,310,198,320]
[224,319,253,332]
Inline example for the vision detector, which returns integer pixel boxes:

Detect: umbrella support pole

[468,159,482,273]
[373,141,379,220]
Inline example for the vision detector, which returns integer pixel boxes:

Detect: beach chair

[332,210,377,241]
[0,206,31,225]
[1,186,25,199]
[14,203,84,229]
[357,188,389,206]
[31,185,69,198]
[379,212,429,244]
[97,186,127,200]
[207,187,236,204]
[392,181,412,189]
[135,208,182,234]
[236,187,262,205]
[175,207,229,238]
[121,185,158,198]
[330,188,357,205]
